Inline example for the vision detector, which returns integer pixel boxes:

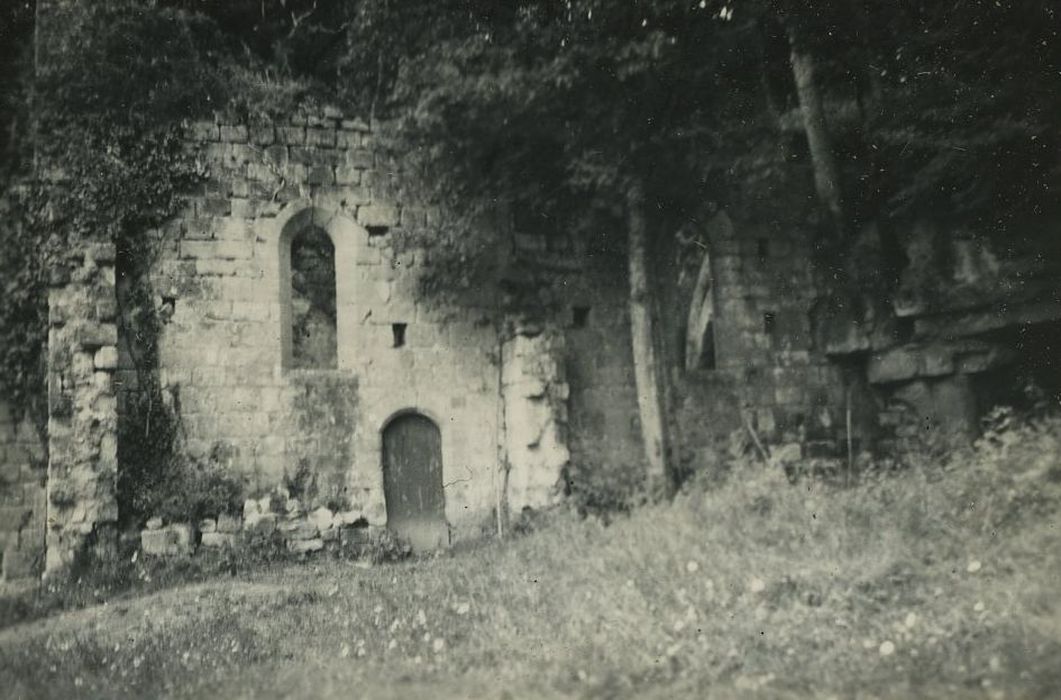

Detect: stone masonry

[0,401,46,581]
[45,242,121,573]
[112,110,556,545]
[33,106,1057,572]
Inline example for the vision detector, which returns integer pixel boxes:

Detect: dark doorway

[381,413,448,551]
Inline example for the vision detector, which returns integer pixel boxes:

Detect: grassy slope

[1,417,1060,699]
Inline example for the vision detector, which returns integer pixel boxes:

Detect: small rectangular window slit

[572,306,590,329]
[763,312,777,336]
[367,225,390,238]
[757,238,769,263]
[392,323,407,348]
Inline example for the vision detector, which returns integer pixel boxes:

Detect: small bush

[133,443,243,525]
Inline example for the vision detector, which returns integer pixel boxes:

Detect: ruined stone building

[2,108,1059,580]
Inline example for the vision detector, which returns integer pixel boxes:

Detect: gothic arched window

[290,225,337,369]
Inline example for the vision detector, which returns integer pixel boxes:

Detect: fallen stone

[217,513,241,534]
[308,507,334,532]
[200,532,238,549]
[285,498,301,515]
[244,512,277,535]
[141,528,176,556]
[321,527,340,543]
[199,518,217,533]
[169,524,196,555]
[334,510,364,527]
[287,538,324,554]
[145,516,163,531]
[243,499,261,517]
[283,519,319,541]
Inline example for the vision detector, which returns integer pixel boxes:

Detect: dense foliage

[0,0,1057,510]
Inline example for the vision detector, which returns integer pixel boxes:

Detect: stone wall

[501,324,570,513]
[670,212,853,470]
[121,112,505,540]
[45,242,121,573]
[0,401,46,581]
[824,219,1061,450]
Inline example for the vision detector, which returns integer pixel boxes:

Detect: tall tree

[339,0,770,493]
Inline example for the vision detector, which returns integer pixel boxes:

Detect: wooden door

[382,413,448,551]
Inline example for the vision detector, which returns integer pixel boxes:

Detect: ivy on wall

[0,1,326,520]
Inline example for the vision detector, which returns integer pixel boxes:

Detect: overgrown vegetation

[0,0,327,522]
[1,412,1058,697]
[2,1,1058,505]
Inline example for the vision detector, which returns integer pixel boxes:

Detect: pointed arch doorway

[381,412,449,551]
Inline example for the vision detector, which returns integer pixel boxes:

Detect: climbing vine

[0,1,322,519]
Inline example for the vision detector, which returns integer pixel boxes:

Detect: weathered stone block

[198,197,232,217]
[140,528,174,556]
[200,532,237,548]
[220,125,248,143]
[189,121,220,141]
[334,510,364,527]
[250,125,275,146]
[2,543,37,580]
[73,322,118,350]
[335,165,361,185]
[358,204,398,228]
[306,166,335,186]
[93,346,118,370]
[217,513,241,534]
[287,537,323,553]
[283,519,318,541]
[199,518,217,533]
[306,128,336,148]
[278,126,306,145]
[345,149,374,169]
[341,118,370,131]
[244,512,277,536]
[867,348,921,384]
[308,507,334,533]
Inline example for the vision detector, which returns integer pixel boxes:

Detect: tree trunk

[626,179,672,494]
[788,28,845,237]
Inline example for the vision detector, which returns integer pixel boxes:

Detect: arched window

[290,225,337,369]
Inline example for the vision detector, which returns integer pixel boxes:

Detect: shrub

[133,444,243,525]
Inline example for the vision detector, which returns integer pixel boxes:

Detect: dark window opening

[757,238,769,264]
[893,316,915,343]
[763,311,777,336]
[852,299,867,324]
[392,323,407,348]
[572,306,590,329]
[366,225,390,238]
[699,320,717,370]
[291,226,337,369]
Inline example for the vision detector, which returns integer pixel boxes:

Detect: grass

[1,413,1060,699]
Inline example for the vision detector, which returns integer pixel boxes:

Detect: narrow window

[392,323,407,348]
[763,311,777,336]
[290,226,337,369]
[572,306,590,329]
[699,320,717,370]
[757,238,769,264]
